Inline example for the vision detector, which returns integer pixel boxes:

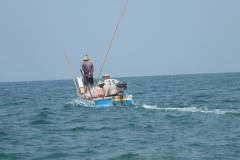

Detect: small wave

[65,98,83,107]
[66,126,125,132]
[142,104,240,115]
[113,153,140,159]
[0,131,7,136]
[37,111,50,118]
[38,152,70,159]
[71,126,86,131]
[31,119,52,125]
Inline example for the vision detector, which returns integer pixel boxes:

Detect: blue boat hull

[78,95,134,107]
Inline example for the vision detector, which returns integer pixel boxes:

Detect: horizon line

[0,71,239,83]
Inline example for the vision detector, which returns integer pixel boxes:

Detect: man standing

[102,74,119,97]
[82,55,94,92]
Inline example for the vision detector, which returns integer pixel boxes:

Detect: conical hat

[83,55,90,61]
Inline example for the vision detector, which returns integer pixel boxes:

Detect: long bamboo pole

[97,0,128,81]
[64,51,78,93]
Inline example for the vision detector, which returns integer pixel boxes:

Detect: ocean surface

[1,72,240,160]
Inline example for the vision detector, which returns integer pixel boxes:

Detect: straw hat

[97,81,104,86]
[83,55,90,61]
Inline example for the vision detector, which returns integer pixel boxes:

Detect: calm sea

[0,72,240,160]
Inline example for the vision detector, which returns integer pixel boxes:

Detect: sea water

[0,72,240,159]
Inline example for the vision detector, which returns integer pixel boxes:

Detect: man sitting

[102,74,119,97]
[82,82,105,99]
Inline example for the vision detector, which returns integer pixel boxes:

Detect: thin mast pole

[64,51,78,92]
[97,0,128,81]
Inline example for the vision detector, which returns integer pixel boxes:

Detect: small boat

[64,1,137,108]
[76,77,137,107]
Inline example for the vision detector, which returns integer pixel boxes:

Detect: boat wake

[142,104,240,115]
[65,98,83,107]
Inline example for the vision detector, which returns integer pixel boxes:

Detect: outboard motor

[116,82,127,93]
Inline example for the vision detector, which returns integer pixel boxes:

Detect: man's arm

[104,80,110,96]
[103,86,107,97]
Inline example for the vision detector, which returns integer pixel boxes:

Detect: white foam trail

[142,104,158,109]
[142,104,240,115]
[66,98,81,106]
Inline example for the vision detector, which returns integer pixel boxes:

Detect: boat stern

[94,97,113,107]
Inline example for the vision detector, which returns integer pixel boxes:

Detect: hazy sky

[1,0,240,82]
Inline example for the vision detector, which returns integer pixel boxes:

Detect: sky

[0,0,240,82]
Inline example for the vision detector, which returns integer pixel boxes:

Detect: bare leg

[84,85,87,92]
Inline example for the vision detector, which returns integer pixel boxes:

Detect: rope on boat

[64,51,78,93]
[97,0,129,82]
